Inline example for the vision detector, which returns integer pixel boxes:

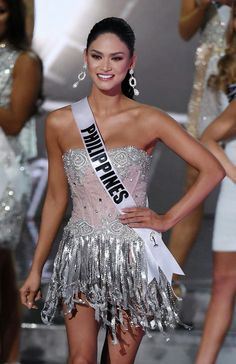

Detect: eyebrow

[90,49,125,56]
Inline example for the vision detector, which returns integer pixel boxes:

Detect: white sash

[71,97,184,284]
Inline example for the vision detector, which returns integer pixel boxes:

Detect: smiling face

[0,0,9,42]
[85,32,136,95]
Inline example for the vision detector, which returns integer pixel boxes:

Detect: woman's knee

[212,271,236,297]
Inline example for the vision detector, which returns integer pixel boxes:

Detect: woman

[168,0,231,275]
[0,0,42,363]
[20,17,224,364]
[195,53,236,364]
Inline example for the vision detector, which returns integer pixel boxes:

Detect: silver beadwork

[42,147,180,343]
[129,68,139,96]
[73,64,87,88]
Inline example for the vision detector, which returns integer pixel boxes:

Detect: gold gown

[187,4,230,138]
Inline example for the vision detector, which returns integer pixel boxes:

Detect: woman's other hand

[19,272,42,310]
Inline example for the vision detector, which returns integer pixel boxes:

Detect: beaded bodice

[63,147,152,232]
[0,44,20,107]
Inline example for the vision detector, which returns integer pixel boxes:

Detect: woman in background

[169,0,231,284]
[195,14,236,362]
[0,0,42,362]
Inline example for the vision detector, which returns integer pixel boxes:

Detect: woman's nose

[101,58,112,71]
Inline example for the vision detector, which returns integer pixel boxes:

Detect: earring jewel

[129,68,139,96]
[73,64,87,88]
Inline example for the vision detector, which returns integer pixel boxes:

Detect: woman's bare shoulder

[46,105,73,131]
[14,50,42,72]
[134,101,172,124]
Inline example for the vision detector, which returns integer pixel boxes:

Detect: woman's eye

[112,57,123,61]
[91,54,101,60]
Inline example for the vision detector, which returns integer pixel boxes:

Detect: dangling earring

[129,68,139,96]
[73,63,87,88]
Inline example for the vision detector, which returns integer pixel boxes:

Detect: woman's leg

[100,311,144,364]
[195,252,236,364]
[168,165,204,269]
[0,248,21,363]
[64,296,101,364]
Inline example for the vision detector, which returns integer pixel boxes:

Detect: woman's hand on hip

[119,207,172,232]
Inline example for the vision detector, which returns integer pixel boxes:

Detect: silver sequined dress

[187,4,230,138]
[42,147,178,340]
[0,44,37,249]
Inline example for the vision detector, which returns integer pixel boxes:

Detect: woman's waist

[71,188,148,214]
[69,190,148,234]
[66,214,137,240]
[71,201,118,221]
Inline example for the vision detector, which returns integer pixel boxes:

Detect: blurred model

[0,0,42,362]
[169,0,231,279]
[196,9,236,362]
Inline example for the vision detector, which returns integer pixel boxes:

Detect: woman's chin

[94,84,121,96]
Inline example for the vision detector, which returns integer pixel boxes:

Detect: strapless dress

[41,146,179,341]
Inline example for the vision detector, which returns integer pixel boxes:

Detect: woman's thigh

[64,294,101,363]
[101,311,144,364]
[212,252,236,292]
[213,252,236,274]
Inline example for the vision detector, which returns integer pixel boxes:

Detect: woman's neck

[88,87,125,116]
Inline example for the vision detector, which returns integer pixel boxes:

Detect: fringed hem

[41,226,182,343]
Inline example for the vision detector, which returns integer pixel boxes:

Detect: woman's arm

[20,112,69,308]
[201,99,236,182]
[179,0,211,40]
[120,108,225,232]
[0,52,42,135]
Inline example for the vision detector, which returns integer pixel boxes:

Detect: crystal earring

[73,63,87,88]
[129,68,139,96]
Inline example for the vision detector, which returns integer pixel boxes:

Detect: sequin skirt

[0,190,27,249]
[0,166,30,249]
[41,219,180,342]
[0,125,32,249]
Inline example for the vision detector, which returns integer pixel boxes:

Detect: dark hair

[5,0,29,50]
[86,17,136,99]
